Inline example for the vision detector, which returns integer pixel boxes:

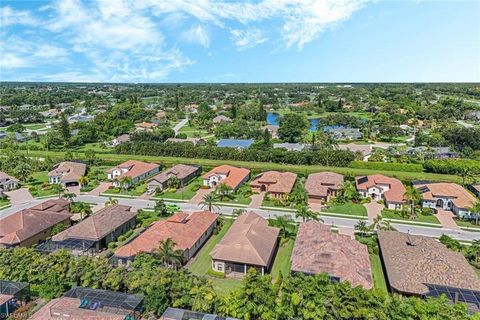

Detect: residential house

[39,108,60,118]
[210,212,279,277]
[115,211,218,264]
[251,171,297,199]
[262,125,279,138]
[68,114,94,123]
[0,280,30,318]
[305,172,344,203]
[415,182,476,219]
[110,134,131,147]
[0,199,71,248]
[324,127,363,140]
[28,287,144,320]
[51,205,137,254]
[406,146,458,159]
[48,161,87,187]
[217,139,253,149]
[134,122,157,131]
[273,142,305,151]
[155,110,167,120]
[212,115,232,125]
[337,143,373,161]
[147,164,200,191]
[291,221,373,289]
[0,172,19,192]
[356,174,406,210]
[107,160,160,188]
[378,231,480,313]
[202,165,250,191]
[159,308,239,320]
[166,137,206,146]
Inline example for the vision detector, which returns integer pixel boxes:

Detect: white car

[146,189,155,195]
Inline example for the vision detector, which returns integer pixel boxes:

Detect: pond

[267,112,319,132]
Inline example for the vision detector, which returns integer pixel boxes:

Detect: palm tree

[468,201,480,225]
[76,202,92,221]
[231,208,246,217]
[355,220,369,237]
[167,176,181,189]
[337,181,359,203]
[216,183,234,201]
[404,186,421,219]
[295,205,322,222]
[155,238,184,270]
[78,175,90,188]
[370,216,394,231]
[119,176,133,192]
[272,215,295,243]
[200,193,219,212]
[14,162,32,182]
[62,192,76,203]
[104,197,118,207]
[52,183,65,199]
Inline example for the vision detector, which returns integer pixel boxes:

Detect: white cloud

[181,25,210,48]
[1,6,38,26]
[230,28,268,51]
[0,53,29,69]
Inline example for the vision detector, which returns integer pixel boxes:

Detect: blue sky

[1,0,479,83]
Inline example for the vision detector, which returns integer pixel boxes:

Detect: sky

[0,0,479,83]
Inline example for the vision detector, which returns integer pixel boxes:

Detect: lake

[267,112,319,131]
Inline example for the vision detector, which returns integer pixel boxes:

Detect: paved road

[173,118,189,134]
[2,194,479,242]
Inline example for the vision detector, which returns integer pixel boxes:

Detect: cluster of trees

[439,235,480,269]
[116,141,356,167]
[423,159,480,184]
[0,248,472,319]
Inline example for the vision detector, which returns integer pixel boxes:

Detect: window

[217,263,223,271]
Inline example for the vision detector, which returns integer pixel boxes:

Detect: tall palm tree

[200,193,219,212]
[272,215,295,243]
[76,202,92,221]
[78,175,90,188]
[155,238,184,270]
[216,183,234,201]
[370,216,394,231]
[468,201,480,225]
[62,192,76,203]
[14,162,32,182]
[104,197,118,207]
[355,220,369,237]
[119,176,133,191]
[295,205,322,222]
[404,186,421,219]
[52,183,65,199]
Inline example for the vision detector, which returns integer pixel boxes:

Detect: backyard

[187,219,242,294]
[27,171,58,198]
[356,235,388,293]
[322,202,368,216]
[271,239,295,279]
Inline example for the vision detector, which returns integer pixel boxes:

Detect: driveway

[436,209,460,230]
[363,201,384,221]
[66,186,81,195]
[88,182,112,196]
[5,188,34,205]
[308,201,324,213]
[189,188,214,205]
[249,192,265,209]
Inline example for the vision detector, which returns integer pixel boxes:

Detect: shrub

[207,268,225,278]
[191,184,201,192]
[117,235,126,242]
[108,242,117,249]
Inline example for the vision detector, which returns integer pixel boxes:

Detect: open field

[8,149,464,183]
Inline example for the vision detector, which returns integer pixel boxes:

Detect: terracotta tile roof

[48,162,86,182]
[0,200,71,246]
[203,165,250,190]
[0,294,13,306]
[356,174,406,203]
[28,297,127,320]
[305,172,344,198]
[0,171,18,183]
[30,199,70,212]
[416,183,476,209]
[149,164,200,185]
[53,205,135,242]
[135,122,157,128]
[107,160,160,180]
[115,211,218,258]
[210,212,279,267]
[251,171,297,194]
[291,221,372,288]
[378,231,480,295]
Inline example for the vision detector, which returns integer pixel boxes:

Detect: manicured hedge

[349,161,423,173]
[423,159,480,175]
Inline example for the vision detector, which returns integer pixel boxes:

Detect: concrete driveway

[435,209,460,230]
[248,192,265,209]
[308,201,324,213]
[5,188,34,205]
[189,188,214,205]
[88,182,112,196]
[363,201,384,221]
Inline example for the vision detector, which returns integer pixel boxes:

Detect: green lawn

[188,219,242,294]
[271,239,295,279]
[155,177,202,200]
[10,149,465,184]
[24,123,47,130]
[103,183,147,197]
[322,202,368,216]
[381,210,441,225]
[369,253,388,293]
[455,219,480,230]
[0,198,10,207]
[26,171,58,198]
[75,142,111,153]
[178,124,209,138]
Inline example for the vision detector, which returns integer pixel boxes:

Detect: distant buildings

[415,182,476,219]
[217,139,254,149]
[212,115,232,125]
[378,231,480,313]
[166,137,206,146]
[134,122,157,131]
[202,165,250,191]
[147,164,200,191]
[324,127,363,140]
[107,160,160,188]
[110,134,131,147]
[406,146,458,159]
[305,172,344,203]
[48,161,87,187]
[337,143,373,161]
[273,142,305,151]
[356,174,406,210]
[262,125,279,138]
[0,199,71,248]
[291,221,373,289]
[210,212,279,277]
[115,211,218,264]
[0,172,19,193]
[251,171,297,199]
